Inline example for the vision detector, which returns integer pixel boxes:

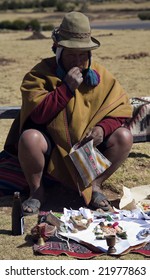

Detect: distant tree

[0,0,58,10]
[138,11,150,21]
[0,18,41,31]
[0,20,12,29]
[56,1,67,12]
[42,0,56,7]
[11,19,27,30]
[80,0,89,12]
[0,0,8,10]
[27,19,41,31]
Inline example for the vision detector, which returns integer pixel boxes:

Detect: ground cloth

[33,236,101,259]
[32,210,150,259]
[33,236,150,259]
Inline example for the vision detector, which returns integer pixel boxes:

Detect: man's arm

[30,83,73,124]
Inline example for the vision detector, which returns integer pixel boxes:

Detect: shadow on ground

[0,182,120,212]
[129,152,150,158]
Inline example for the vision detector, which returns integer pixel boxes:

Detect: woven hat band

[59,28,91,39]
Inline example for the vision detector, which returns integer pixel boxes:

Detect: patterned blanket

[128,97,150,142]
[33,236,150,258]
[0,150,52,197]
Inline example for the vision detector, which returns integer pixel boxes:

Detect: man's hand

[64,67,83,92]
[79,126,104,147]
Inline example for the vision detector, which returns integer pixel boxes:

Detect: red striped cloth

[0,150,53,197]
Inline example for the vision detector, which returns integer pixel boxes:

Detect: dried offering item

[112,222,127,239]
[93,225,105,239]
[98,221,115,235]
[97,221,127,239]
[31,222,57,241]
[60,207,93,233]
[70,215,92,231]
[46,211,67,232]
[139,200,150,212]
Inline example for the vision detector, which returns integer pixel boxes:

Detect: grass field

[0,1,150,260]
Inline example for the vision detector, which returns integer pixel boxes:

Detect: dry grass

[0,29,149,105]
[0,4,150,260]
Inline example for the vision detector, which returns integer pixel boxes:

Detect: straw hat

[52,11,100,50]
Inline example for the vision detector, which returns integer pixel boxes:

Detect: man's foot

[90,191,111,211]
[22,198,41,216]
[22,184,44,215]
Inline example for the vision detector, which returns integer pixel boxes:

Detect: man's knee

[19,129,40,147]
[117,127,133,146]
[108,127,133,150]
[19,129,50,155]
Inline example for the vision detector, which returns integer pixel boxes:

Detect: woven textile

[32,235,150,258]
[33,236,101,259]
[69,140,111,187]
[128,97,150,142]
[0,150,29,196]
[0,150,53,197]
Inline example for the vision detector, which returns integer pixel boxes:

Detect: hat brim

[53,34,100,50]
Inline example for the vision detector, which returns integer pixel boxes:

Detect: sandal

[89,191,111,211]
[22,198,41,216]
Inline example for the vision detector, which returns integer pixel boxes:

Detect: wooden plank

[0,106,20,119]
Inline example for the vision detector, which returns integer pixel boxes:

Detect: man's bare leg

[91,127,133,208]
[18,129,49,213]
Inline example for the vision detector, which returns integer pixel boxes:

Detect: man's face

[61,48,89,72]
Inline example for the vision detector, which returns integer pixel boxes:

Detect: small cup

[105,235,116,254]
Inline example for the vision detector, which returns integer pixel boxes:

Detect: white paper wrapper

[60,207,150,255]
[119,186,136,210]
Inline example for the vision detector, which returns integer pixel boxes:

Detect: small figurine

[94,225,105,239]
[112,222,127,239]
[37,227,45,246]
[37,236,45,246]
